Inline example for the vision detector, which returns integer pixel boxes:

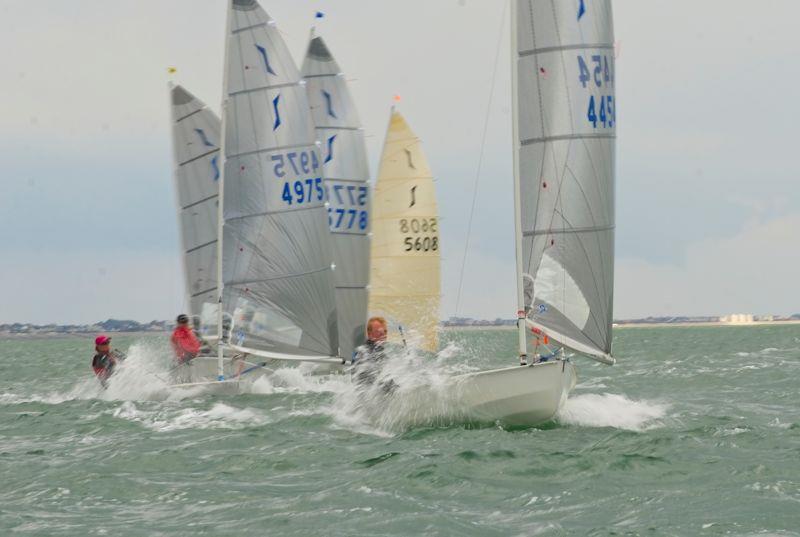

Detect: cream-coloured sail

[369,110,440,352]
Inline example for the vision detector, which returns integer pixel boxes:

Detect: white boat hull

[371,359,576,428]
[454,360,576,426]
[179,356,273,383]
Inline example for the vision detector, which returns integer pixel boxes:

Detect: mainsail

[216,0,339,360]
[512,0,616,363]
[169,84,220,329]
[301,31,371,361]
[369,110,441,352]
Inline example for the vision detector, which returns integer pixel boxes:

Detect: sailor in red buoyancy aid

[170,314,201,364]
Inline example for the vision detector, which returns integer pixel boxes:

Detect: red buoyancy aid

[171,326,201,362]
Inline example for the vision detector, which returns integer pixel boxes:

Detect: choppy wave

[556,393,669,431]
[111,401,269,432]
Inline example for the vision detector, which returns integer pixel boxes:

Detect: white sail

[301,32,371,361]
[369,110,441,352]
[216,0,339,359]
[513,0,616,363]
[169,84,220,330]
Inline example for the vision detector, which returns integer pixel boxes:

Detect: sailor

[352,317,393,389]
[171,314,202,364]
[91,335,122,387]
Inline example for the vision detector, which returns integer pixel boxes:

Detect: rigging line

[453,0,508,316]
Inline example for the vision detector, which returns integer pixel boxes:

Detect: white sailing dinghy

[384,0,617,426]
[203,0,344,379]
[369,110,441,352]
[168,84,268,386]
[301,30,372,363]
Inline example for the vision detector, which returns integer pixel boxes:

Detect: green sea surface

[1,326,799,536]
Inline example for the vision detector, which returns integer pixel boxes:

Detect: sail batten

[302,32,371,361]
[513,0,616,361]
[214,0,339,358]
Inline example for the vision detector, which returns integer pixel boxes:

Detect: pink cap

[95,335,111,345]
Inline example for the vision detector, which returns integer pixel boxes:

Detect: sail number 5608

[400,218,438,253]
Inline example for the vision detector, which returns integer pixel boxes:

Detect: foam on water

[324,343,478,435]
[269,365,351,395]
[111,400,269,432]
[1,341,218,405]
[556,393,668,431]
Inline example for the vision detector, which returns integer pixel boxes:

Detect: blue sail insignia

[255,44,277,75]
[194,128,215,148]
[323,90,337,119]
[272,94,281,130]
[211,156,220,181]
[325,134,337,163]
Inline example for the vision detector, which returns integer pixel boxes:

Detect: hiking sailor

[91,335,123,388]
[171,314,202,364]
[352,317,393,389]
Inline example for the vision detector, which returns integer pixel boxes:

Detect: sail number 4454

[577,54,615,129]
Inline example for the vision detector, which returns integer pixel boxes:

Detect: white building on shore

[719,314,755,324]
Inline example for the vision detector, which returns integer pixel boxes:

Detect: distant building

[719,314,754,324]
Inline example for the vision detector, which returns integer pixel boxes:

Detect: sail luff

[514,0,616,362]
[216,3,234,380]
[510,0,528,360]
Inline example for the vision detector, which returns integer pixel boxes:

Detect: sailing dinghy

[369,110,441,352]
[376,0,617,427]
[168,83,270,386]
[205,0,344,378]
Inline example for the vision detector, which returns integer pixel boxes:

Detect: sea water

[1,326,798,536]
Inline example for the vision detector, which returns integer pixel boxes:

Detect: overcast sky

[1,0,798,324]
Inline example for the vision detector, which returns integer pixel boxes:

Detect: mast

[510,0,527,362]
[216,2,233,381]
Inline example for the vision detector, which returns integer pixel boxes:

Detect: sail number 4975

[274,149,324,206]
[400,218,438,253]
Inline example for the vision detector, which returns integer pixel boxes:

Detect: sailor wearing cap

[91,335,123,388]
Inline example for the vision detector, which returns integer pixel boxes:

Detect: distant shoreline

[444,320,800,330]
[0,331,167,341]
[614,320,800,329]
[3,320,799,341]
